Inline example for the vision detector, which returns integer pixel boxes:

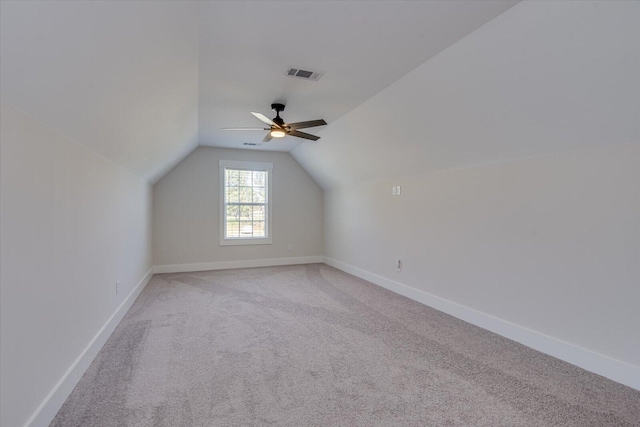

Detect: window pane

[226,186,239,204]
[252,221,265,237]
[239,205,252,221]
[252,205,265,221]
[226,170,239,187]
[238,170,252,186]
[226,221,240,238]
[226,205,239,220]
[240,221,253,236]
[252,171,266,187]
[253,187,266,203]
[239,187,253,203]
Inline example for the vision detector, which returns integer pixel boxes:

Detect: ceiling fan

[223,103,327,142]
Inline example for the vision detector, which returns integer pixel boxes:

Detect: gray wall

[153,147,323,266]
[0,103,153,427]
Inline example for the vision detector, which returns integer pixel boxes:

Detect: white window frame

[219,160,273,246]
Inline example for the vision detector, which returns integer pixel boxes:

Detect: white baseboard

[26,268,155,427]
[323,257,640,391]
[153,255,324,274]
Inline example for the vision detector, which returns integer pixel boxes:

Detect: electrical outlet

[392,186,397,196]
[288,243,293,252]
[396,185,401,196]
[116,281,120,295]
[396,260,402,272]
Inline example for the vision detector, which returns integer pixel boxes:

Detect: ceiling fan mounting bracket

[271,103,285,114]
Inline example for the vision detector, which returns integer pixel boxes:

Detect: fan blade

[287,119,327,130]
[251,112,279,127]
[262,133,273,142]
[288,130,320,141]
[222,127,269,131]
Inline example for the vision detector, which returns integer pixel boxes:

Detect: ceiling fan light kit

[224,102,327,143]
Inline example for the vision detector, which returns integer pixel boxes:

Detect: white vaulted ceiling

[0,1,200,182]
[291,1,640,189]
[197,0,518,152]
[1,1,519,183]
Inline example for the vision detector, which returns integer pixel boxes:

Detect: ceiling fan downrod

[271,103,286,127]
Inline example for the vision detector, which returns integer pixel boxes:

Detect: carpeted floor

[52,264,640,426]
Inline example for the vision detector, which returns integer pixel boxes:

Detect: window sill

[219,237,272,246]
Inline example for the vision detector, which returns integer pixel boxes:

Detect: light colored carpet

[52,264,639,426]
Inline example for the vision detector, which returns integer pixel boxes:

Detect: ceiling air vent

[286,67,324,81]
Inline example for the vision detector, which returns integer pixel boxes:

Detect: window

[219,160,273,245]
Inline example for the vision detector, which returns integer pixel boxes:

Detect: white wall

[0,103,153,427]
[153,147,323,268]
[292,1,640,388]
[324,143,640,376]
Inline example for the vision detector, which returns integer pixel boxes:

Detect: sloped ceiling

[1,1,519,184]
[3,2,638,191]
[291,1,640,189]
[1,1,200,183]
[197,0,518,152]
